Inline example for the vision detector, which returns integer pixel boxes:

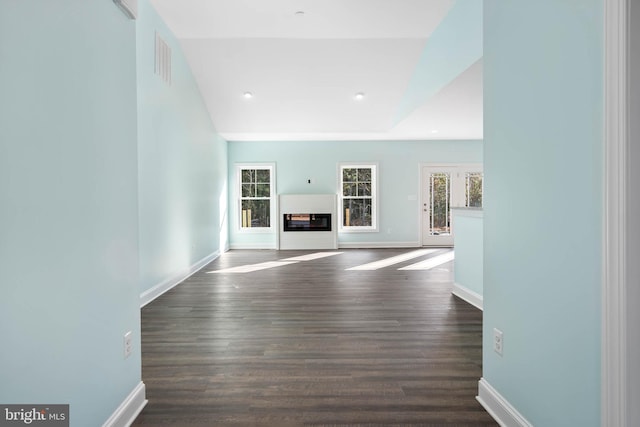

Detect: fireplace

[283,213,332,232]
[278,194,337,250]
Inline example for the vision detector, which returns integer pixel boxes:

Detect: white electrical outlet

[493,328,503,356]
[123,331,133,359]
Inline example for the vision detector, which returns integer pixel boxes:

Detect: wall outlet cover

[124,331,133,359]
[493,328,503,356]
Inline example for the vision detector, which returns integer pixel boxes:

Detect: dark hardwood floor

[132,248,497,426]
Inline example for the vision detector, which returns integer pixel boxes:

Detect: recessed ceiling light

[430,129,439,134]
[243,92,253,99]
[354,92,365,100]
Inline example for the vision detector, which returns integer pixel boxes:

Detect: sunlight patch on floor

[208,252,344,273]
[398,251,455,270]
[208,261,299,274]
[281,252,344,261]
[346,249,440,271]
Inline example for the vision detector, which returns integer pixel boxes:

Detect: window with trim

[339,164,377,231]
[237,164,274,230]
[465,172,483,207]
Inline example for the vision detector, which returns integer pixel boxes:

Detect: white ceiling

[149,0,483,142]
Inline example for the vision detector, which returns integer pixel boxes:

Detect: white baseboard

[229,242,421,250]
[452,283,483,310]
[102,382,147,427]
[228,243,278,250]
[140,251,220,307]
[477,378,533,427]
[338,241,420,249]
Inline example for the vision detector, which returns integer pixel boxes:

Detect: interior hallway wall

[483,1,603,425]
[137,0,228,299]
[0,2,141,425]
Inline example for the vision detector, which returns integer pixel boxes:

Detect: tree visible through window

[429,172,450,235]
[465,172,483,207]
[240,167,272,228]
[340,165,376,229]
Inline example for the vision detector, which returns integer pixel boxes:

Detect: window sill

[237,227,276,234]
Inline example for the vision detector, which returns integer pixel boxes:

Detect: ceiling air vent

[113,0,137,19]
[155,33,172,85]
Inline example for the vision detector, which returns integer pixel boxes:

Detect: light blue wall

[452,212,483,297]
[0,2,141,426]
[483,1,602,426]
[137,0,228,295]
[228,140,482,248]
[395,0,483,123]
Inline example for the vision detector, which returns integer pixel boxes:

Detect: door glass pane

[429,173,450,236]
[466,172,483,207]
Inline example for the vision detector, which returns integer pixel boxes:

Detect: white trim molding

[140,251,220,307]
[229,243,278,250]
[338,241,420,249]
[452,283,483,310]
[603,0,629,426]
[102,382,147,427]
[477,378,533,427]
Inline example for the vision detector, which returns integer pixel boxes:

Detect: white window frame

[338,163,378,233]
[464,171,484,208]
[235,163,276,233]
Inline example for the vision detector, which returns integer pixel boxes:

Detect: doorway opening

[420,164,483,246]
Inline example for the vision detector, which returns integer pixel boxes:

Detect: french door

[421,164,483,246]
